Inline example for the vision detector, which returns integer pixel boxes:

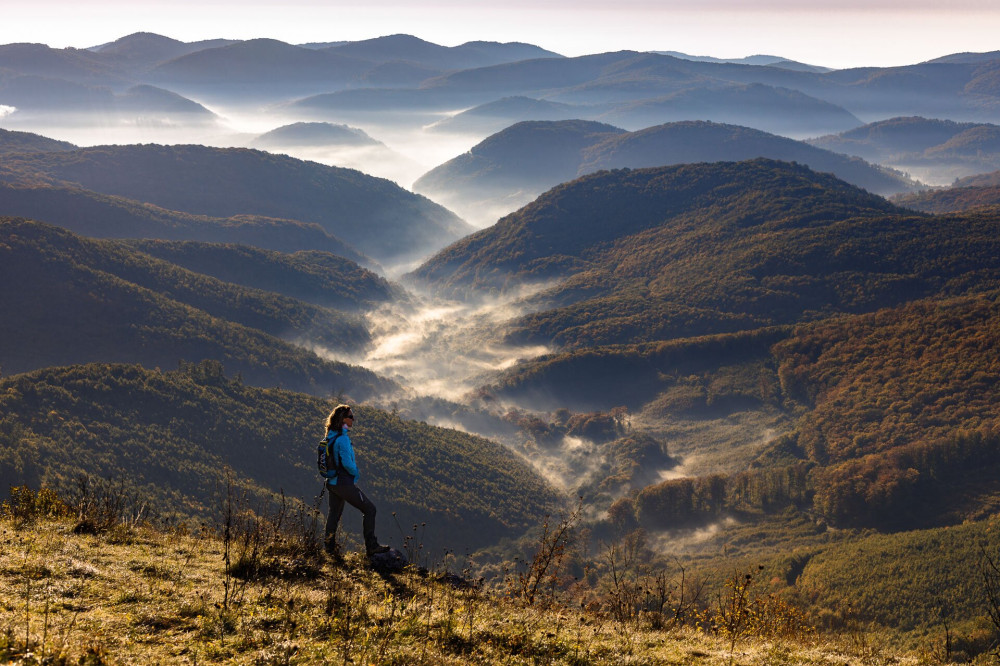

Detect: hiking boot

[366,544,390,556]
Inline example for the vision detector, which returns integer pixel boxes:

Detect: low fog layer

[348,284,552,403]
[0,103,488,194]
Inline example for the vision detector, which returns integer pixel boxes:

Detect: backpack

[317,432,342,480]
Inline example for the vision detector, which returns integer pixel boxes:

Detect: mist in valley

[0,100,494,197]
[350,282,552,404]
[6,40,1000,548]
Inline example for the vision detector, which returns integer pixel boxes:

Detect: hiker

[322,404,390,557]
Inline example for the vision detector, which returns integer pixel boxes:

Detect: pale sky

[3,0,999,69]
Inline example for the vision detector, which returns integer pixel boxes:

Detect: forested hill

[0,127,77,154]
[0,144,472,265]
[892,184,1000,213]
[0,182,369,261]
[584,288,1000,534]
[120,240,399,309]
[411,159,904,297]
[0,218,393,397]
[576,121,914,195]
[413,121,914,221]
[0,362,561,553]
[413,159,1000,353]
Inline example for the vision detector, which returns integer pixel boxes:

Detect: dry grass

[0,509,941,665]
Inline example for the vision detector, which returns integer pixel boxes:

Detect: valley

[3,30,1000,662]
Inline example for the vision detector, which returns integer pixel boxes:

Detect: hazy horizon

[3,0,1000,70]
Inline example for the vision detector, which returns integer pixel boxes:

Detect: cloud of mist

[350,283,552,403]
[646,516,740,554]
[2,101,488,193]
[526,435,606,493]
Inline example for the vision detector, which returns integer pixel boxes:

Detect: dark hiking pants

[326,483,378,552]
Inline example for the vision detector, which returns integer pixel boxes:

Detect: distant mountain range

[7,34,1000,147]
[316,33,561,71]
[414,120,916,225]
[250,122,381,148]
[427,96,583,135]
[809,116,1000,182]
[656,51,832,73]
[0,143,470,265]
[426,83,860,139]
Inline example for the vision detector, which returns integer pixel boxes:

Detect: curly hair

[325,404,354,433]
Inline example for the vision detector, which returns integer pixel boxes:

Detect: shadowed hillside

[121,240,399,309]
[0,127,76,153]
[0,218,392,396]
[0,182,369,262]
[0,144,471,265]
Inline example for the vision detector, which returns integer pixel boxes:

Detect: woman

[323,403,390,557]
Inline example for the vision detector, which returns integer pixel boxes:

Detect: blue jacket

[326,426,359,486]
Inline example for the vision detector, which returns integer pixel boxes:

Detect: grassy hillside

[0,182,368,262]
[2,486,996,663]
[0,144,471,264]
[0,362,559,553]
[0,506,922,666]
[0,218,389,395]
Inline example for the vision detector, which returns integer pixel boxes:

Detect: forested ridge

[417,160,1000,356]
[572,289,1000,535]
[119,239,399,309]
[412,159,904,294]
[0,144,471,263]
[0,362,560,553]
[0,218,391,395]
[0,182,368,260]
[419,160,1000,553]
